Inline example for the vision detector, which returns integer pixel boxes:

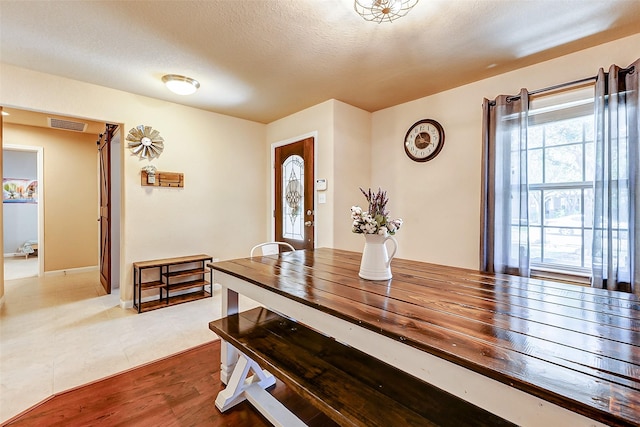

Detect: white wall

[266,99,372,251]
[371,33,640,269]
[3,149,37,255]
[332,101,372,252]
[1,32,638,305]
[0,64,267,304]
[266,100,337,248]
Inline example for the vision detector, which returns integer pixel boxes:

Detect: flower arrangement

[351,187,403,235]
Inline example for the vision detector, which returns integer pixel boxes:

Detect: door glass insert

[282,154,304,240]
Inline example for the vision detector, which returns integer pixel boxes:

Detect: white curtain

[481,89,531,276]
[592,59,640,295]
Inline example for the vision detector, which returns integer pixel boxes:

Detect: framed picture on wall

[2,178,38,203]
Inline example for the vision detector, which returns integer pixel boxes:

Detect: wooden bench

[209,307,516,427]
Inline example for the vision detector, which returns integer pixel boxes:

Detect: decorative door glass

[282,154,304,240]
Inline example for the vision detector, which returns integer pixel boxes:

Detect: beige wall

[266,100,372,251]
[0,111,3,305]
[1,32,638,306]
[0,64,267,305]
[4,124,99,271]
[266,100,336,248]
[332,101,372,252]
[262,32,640,269]
[371,33,640,269]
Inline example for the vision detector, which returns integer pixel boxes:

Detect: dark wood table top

[210,247,640,427]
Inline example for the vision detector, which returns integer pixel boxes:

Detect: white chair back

[250,241,295,257]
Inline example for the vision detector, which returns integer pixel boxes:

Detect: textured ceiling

[1,0,640,124]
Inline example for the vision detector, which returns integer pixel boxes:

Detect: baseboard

[4,253,24,258]
[44,265,99,277]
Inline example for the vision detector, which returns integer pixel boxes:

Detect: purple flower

[350,188,403,235]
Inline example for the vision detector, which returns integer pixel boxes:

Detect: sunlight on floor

[0,271,258,423]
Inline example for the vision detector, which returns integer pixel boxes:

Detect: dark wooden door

[98,124,116,294]
[274,137,314,250]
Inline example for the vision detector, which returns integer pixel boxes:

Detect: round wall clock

[404,119,445,162]
[126,125,164,159]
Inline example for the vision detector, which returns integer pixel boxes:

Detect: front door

[274,137,314,250]
[98,124,117,294]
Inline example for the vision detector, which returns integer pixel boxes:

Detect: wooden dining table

[209,247,640,427]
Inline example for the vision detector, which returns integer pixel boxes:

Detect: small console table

[133,254,213,313]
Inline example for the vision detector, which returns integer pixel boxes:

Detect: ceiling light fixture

[354,0,419,23]
[162,74,200,95]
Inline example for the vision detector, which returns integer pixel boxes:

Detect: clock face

[404,119,445,162]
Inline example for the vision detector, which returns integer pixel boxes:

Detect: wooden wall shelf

[141,170,184,188]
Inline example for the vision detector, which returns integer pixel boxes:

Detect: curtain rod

[486,76,595,106]
[489,64,636,106]
[528,75,596,97]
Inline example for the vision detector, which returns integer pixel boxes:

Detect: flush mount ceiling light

[354,0,419,23]
[162,74,200,95]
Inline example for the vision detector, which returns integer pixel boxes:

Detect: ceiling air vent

[48,117,87,132]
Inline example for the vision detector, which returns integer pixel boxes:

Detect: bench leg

[216,352,305,427]
[215,352,276,411]
[244,383,307,427]
[220,339,239,385]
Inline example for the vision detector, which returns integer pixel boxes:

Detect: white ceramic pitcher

[359,234,398,280]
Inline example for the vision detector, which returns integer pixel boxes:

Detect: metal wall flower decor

[126,125,164,159]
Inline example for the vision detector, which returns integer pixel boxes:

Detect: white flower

[350,189,403,235]
[351,206,363,219]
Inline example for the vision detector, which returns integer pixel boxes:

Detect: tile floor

[4,256,39,281]
[0,270,257,423]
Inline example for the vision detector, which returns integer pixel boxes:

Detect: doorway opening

[3,145,43,280]
[1,108,121,301]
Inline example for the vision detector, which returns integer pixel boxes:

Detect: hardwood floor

[3,340,337,427]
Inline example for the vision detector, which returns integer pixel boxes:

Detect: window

[483,59,639,292]
[521,85,596,274]
[282,154,305,240]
